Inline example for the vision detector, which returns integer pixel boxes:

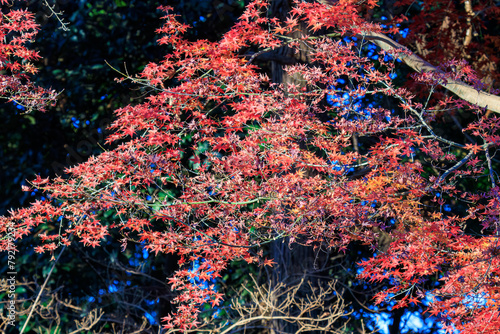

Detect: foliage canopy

[1,0,500,332]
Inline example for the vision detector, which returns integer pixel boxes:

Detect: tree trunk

[267,1,326,333]
[269,0,309,87]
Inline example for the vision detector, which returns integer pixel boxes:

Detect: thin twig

[20,243,68,333]
[42,0,70,31]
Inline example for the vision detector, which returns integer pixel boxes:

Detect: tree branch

[314,0,499,112]
[357,31,500,114]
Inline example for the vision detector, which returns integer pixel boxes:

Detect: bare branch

[167,276,375,334]
[69,309,104,334]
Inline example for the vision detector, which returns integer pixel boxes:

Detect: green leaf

[23,115,36,125]
[15,286,26,294]
[114,0,127,7]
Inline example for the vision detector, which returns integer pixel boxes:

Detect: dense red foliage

[0,0,56,111]
[2,0,500,332]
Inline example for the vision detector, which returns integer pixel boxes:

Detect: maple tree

[0,0,56,111]
[2,0,500,332]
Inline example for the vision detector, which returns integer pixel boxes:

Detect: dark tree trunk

[267,1,328,333]
[269,0,310,87]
